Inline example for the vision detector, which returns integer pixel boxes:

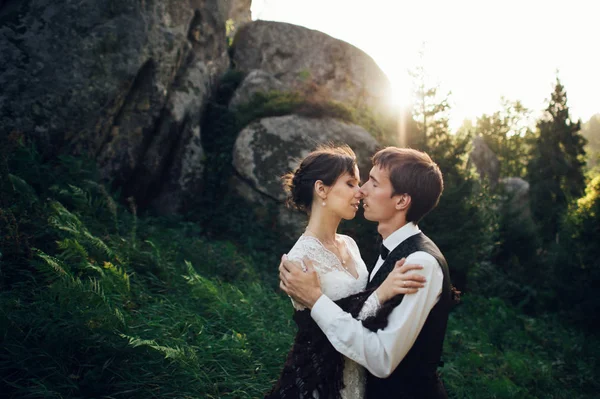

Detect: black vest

[366,233,452,399]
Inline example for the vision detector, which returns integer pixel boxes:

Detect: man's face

[359,165,399,222]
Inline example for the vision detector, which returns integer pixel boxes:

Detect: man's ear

[395,194,411,211]
[314,180,328,200]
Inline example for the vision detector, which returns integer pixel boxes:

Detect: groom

[280,147,455,398]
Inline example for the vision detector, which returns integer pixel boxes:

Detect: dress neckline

[300,234,360,280]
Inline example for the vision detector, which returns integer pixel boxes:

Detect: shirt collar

[382,222,421,253]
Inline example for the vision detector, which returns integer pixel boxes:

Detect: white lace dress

[287,234,380,399]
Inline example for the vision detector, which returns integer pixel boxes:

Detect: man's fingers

[283,259,303,273]
[279,270,289,286]
[302,256,316,273]
[279,280,289,294]
[279,262,288,275]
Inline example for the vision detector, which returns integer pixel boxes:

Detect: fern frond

[102,261,130,292]
[84,179,119,232]
[56,238,89,262]
[119,334,189,361]
[83,230,114,258]
[8,173,38,204]
[67,184,92,207]
[34,249,72,280]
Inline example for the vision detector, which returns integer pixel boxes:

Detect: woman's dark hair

[282,144,357,213]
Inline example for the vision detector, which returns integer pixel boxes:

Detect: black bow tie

[380,243,390,260]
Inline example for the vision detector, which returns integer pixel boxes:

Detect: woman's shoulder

[287,235,322,260]
[338,233,360,250]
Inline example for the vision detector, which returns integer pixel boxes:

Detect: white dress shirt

[310,222,444,378]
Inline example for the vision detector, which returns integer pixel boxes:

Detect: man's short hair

[372,147,444,223]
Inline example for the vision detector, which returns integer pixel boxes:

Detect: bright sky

[251,0,599,130]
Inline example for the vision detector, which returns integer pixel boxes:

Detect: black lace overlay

[264,288,406,399]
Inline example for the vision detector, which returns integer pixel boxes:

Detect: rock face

[231,21,393,115]
[228,0,252,27]
[0,0,243,213]
[228,69,287,109]
[470,136,500,187]
[232,115,380,238]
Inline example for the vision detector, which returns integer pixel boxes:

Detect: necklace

[304,227,347,266]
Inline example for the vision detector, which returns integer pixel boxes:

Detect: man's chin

[362,210,377,221]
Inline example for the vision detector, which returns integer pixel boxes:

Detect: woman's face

[323,165,362,220]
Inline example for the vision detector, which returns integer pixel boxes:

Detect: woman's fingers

[400,288,419,294]
[401,272,427,283]
[398,263,424,274]
[394,259,424,274]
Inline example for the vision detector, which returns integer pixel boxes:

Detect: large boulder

[227,0,252,30]
[231,21,393,116]
[470,136,500,187]
[232,115,380,238]
[228,69,288,109]
[0,0,247,213]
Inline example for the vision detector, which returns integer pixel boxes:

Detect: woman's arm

[357,259,426,319]
[311,253,443,378]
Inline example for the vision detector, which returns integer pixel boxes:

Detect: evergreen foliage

[474,99,533,178]
[580,113,600,171]
[407,64,496,291]
[553,174,600,328]
[527,77,587,242]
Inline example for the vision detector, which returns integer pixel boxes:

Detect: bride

[265,145,426,399]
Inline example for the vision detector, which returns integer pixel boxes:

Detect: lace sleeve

[357,291,381,320]
[287,236,346,311]
[285,253,309,311]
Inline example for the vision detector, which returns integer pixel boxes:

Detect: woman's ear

[314,180,328,200]
[395,194,411,211]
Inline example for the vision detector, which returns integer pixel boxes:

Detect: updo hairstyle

[282,144,357,213]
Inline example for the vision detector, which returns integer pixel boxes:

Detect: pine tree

[408,63,469,181]
[527,77,587,242]
[475,99,533,178]
[407,62,493,291]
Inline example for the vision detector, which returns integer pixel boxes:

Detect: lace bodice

[286,234,379,399]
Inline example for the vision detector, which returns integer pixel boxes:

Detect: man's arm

[310,252,443,378]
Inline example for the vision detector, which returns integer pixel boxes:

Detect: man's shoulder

[409,233,445,256]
